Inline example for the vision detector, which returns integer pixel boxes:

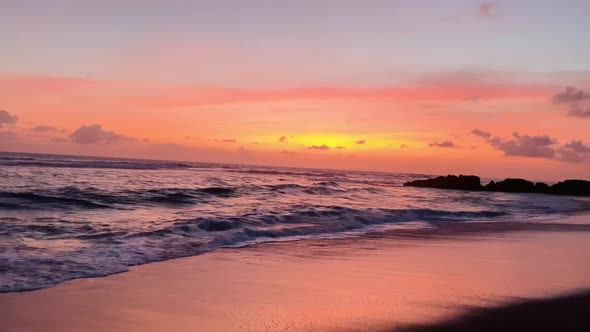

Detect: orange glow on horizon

[1,73,589,180]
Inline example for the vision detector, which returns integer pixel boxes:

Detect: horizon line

[2,150,585,183]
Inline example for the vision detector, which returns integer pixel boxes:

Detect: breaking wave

[1,152,587,293]
[1,207,508,292]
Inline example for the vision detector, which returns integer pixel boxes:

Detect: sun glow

[244,133,413,151]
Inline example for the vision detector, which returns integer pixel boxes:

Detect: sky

[1,0,590,180]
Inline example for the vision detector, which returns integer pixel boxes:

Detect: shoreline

[2,215,590,331]
[3,214,590,295]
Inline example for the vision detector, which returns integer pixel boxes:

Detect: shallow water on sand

[1,226,589,331]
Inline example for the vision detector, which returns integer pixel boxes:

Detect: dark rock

[403,175,590,196]
[403,175,482,191]
[484,178,535,193]
[533,182,550,193]
[549,180,590,196]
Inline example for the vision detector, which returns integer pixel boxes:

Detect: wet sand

[1,216,590,331]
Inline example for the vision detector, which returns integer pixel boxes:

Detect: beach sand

[1,217,590,332]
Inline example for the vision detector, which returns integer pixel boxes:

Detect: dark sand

[395,290,590,332]
[1,215,589,331]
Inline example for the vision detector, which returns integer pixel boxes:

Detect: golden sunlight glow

[246,133,413,151]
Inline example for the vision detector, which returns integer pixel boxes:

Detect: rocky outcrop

[533,182,550,193]
[402,175,483,191]
[548,180,590,196]
[484,178,537,193]
[403,175,590,196]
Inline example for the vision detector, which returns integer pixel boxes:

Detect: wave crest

[0,186,237,210]
[0,206,508,292]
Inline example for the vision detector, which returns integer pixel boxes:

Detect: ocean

[0,152,586,293]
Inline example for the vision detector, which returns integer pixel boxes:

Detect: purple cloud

[551,87,590,118]
[278,136,288,143]
[488,132,556,158]
[471,128,492,139]
[355,140,366,145]
[558,148,586,163]
[472,129,590,163]
[307,144,330,150]
[31,125,59,132]
[569,105,590,118]
[69,125,125,144]
[564,140,590,153]
[429,141,455,148]
[552,86,590,104]
[0,110,18,127]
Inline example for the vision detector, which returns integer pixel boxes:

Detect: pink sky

[1,1,589,180]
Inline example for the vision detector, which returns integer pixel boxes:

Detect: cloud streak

[564,140,590,153]
[429,141,455,148]
[569,106,590,118]
[307,144,330,150]
[0,74,555,113]
[31,125,60,132]
[471,129,492,139]
[551,86,590,119]
[0,110,18,127]
[69,125,126,144]
[552,87,590,104]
